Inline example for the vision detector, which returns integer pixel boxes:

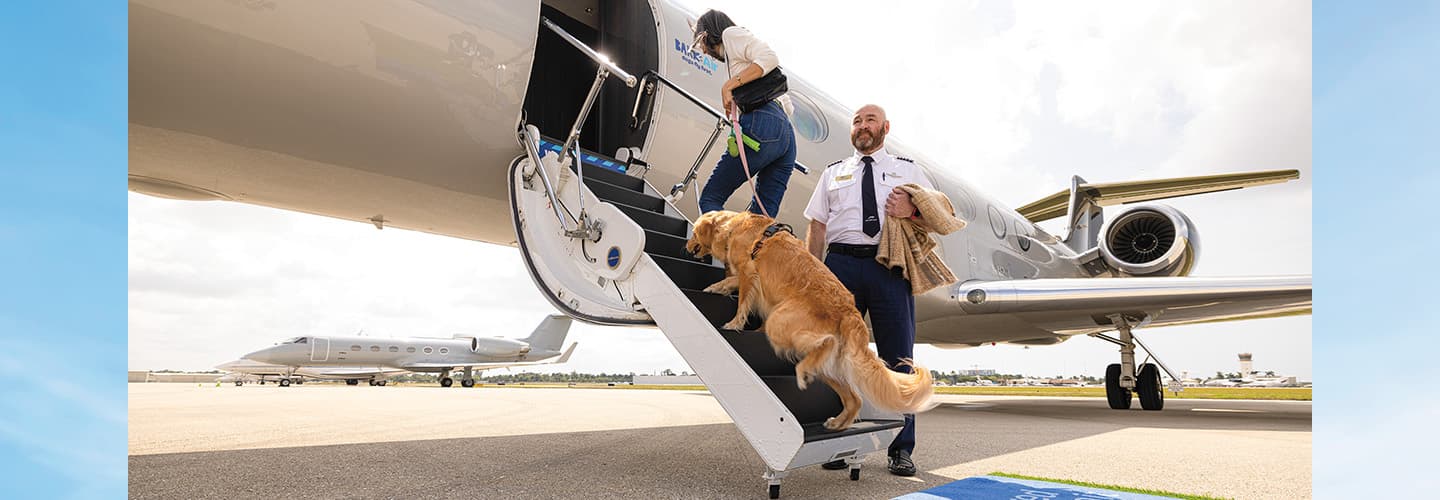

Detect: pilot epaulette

[896,156,915,163]
[826,159,844,168]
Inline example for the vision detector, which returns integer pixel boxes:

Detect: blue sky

[0,0,1435,497]
[1313,0,1440,495]
[0,2,127,498]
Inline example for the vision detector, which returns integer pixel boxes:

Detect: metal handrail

[541,17,637,87]
[518,125,578,232]
[629,70,809,200]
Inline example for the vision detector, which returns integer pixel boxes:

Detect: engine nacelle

[471,337,530,357]
[1097,204,1200,277]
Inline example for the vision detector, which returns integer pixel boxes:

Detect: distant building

[959,369,996,376]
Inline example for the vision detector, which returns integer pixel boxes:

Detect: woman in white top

[691,9,798,216]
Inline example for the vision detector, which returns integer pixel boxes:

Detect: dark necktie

[861,155,879,237]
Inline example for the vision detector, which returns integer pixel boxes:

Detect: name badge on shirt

[835,174,853,182]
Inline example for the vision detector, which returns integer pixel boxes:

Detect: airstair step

[680,289,759,330]
[801,419,907,443]
[643,230,710,264]
[761,375,843,426]
[579,162,644,192]
[716,328,793,377]
[650,254,726,292]
[614,202,688,238]
[587,177,665,213]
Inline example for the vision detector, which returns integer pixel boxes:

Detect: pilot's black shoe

[821,459,848,470]
[887,451,917,477]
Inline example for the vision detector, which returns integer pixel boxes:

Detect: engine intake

[1097,204,1199,277]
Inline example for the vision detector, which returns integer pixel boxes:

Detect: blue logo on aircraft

[674,38,719,75]
[607,246,622,269]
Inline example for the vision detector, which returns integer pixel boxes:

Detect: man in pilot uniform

[804,103,931,477]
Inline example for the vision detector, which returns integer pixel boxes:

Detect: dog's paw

[703,281,737,294]
[720,318,747,331]
[824,417,853,431]
[795,377,809,391]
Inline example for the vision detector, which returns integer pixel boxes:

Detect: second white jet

[242,315,577,388]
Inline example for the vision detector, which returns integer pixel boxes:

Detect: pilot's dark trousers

[823,250,917,457]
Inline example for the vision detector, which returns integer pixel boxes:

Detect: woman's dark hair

[695,9,735,48]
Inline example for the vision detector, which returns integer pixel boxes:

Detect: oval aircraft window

[424,347,433,354]
[440,348,449,354]
[369,345,380,352]
[407,347,416,353]
[350,345,361,351]
[787,91,828,143]
[388,346,398,352]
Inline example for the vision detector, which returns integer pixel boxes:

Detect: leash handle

[730,103,770,218]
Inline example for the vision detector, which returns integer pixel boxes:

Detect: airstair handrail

[634,70,730,126]
[540,17,638,87]
[518,124,578,232]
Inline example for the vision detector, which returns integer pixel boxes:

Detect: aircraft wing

[398,343,578,371]
[936,276,1310,343]
[1016,169,1300,223]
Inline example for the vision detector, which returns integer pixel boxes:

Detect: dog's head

[686,210,740,258]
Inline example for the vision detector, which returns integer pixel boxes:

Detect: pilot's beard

[851,129,884,152]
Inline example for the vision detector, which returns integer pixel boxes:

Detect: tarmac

[128,383,1311,499]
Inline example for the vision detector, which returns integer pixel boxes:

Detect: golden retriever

[686,210,934,430]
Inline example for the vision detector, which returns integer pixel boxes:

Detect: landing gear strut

[439,368,454,388]
[461,366,475,388]
[1091,314,1181,411]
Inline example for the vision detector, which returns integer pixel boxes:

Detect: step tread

[801,419,907,443]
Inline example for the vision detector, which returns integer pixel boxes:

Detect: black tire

[768,484,780,499]
[377,381,387,386]
[368,380,376,386]
[849,467,860,481]
[440,377,454,388]
[279,378,292,387]
[461,379,475,388]
[347,379,359,386]
[1137,363,1165,411]
[1105,364,1131,409]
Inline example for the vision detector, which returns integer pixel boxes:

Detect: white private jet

[130,1,1311,493]
[216,359,407,387]
[240,315,577,388]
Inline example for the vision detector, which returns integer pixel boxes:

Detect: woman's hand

[721,87,735,116]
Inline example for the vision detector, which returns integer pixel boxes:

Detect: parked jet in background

[241,315,577,388]
[215,359,407,387]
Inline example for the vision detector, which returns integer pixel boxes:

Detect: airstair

[505,18,907,499]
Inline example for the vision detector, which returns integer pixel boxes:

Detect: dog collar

[750,222,794,260]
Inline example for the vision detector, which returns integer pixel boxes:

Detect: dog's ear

[687,213,717,257]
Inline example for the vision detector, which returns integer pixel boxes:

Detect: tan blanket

[875,184,966,295]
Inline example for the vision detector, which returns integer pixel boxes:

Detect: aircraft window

[440,348,450,354]
[786,91,828,143]
[295,337,308,344]
[407,347,416,353]
[351,345,362,351]
[370,346,380,352]
[388,346,399,352]
[284,337,303,344]
[424,347,433,354]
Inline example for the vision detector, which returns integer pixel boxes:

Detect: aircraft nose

[243,347,279,364]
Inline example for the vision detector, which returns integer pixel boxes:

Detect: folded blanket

[875,184,966,295]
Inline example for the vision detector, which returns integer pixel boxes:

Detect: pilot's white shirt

[804,148,935,246]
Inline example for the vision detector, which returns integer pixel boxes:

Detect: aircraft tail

[522,314,573,353]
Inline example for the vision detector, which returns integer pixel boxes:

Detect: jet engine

[1097,204,1200,277]
[471,337,531,357]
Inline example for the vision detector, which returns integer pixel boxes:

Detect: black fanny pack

[732,68,788,114]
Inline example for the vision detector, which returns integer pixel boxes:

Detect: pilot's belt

[827,243,879,258]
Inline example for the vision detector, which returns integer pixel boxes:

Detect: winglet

[553,343,578,364]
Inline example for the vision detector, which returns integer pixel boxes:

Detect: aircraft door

[311,338,329,362]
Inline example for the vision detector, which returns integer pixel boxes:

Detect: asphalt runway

[129,384,1310,499]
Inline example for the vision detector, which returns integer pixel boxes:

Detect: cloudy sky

[129,0,1311,380]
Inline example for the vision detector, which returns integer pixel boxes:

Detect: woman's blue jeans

[698,100,797,216]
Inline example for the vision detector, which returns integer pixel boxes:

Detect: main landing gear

[1090,314,1182,411]
[439,368,475,388]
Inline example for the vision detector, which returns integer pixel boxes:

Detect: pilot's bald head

[851,104,890,154]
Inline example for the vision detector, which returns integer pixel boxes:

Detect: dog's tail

[838,314,936,414]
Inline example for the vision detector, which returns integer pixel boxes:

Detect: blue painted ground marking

[893,475,1178,500]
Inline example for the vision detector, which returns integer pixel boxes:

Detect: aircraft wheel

[279,378,292,387]
[1137,363,1165,411]
[377,381,387,386]
[1104,364,1131,409]
[440,377,454,388]
[347,379,359,386]
[235,381,243,386]
[461,379,475,388]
